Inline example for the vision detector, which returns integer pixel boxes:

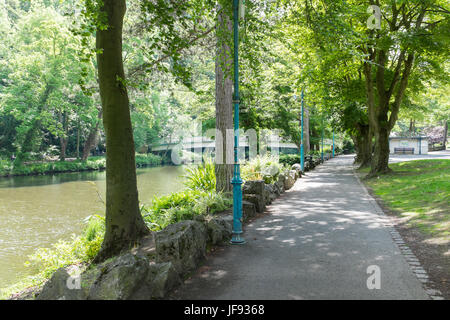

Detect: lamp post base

[231,232,246,244]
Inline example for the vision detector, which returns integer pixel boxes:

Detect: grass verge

[360,159,450,298]
[361,160,449,242]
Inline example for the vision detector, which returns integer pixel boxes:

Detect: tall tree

[357,0,449,174]
[215,1,233,192]
[94,0,149,261]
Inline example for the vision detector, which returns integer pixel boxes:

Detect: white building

[389,136,428,155]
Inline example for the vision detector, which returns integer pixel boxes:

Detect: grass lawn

[361,160,450,244]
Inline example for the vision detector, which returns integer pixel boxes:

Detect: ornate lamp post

[231,0,245,244]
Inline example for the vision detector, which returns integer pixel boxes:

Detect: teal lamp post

[300,88,305,172]
[231,0,245,244]
[321,116,324,162]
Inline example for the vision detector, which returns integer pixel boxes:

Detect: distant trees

[280,0,449,175]
[0,5,99,163]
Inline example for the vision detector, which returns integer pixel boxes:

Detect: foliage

[0,157,106,177]
[0,214,105,299]
[142,189,232,231]
[183,157,216,192]
[134,153,163,167]
[241,155,286,184]
[26,215,105,277]
[0,154,162,177]
[342,139,355,154]
[279,154,299,167]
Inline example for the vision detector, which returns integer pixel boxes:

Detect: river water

[0,166,185,289]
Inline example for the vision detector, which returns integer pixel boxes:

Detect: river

[0,165,185,290]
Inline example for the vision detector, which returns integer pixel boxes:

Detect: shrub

[279,154,300,167]
[142,189,232,231]
[135,154,162,167]
[25,215,105,278]
[342,139,355,154]
[0,215,105,298]
[183,158,216,192]
[0,154,163,177]
[241,155,286,184]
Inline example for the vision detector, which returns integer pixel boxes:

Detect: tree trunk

[82,109,102,161]
[76,117,80,159]
[304,106,310,154]
[94,0,149,262]
[60,137,67,161]
[443,121,448,149]
[363,9,422,176]
[59,111,68,161]
[409,119,415,134]
[215,3,233,193]
[370,124,391,175]
[353,124,372,168]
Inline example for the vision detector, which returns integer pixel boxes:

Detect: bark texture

[362,6,426,176]
[215,5,233,193]
[95,0,149,262]
[304,106,310,154]
[353,124,372,168]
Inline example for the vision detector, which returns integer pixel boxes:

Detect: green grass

[362,160,450,242]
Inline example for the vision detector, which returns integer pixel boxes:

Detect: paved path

[171,155,429,300]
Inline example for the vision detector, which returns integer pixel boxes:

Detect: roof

[389,136,428,140]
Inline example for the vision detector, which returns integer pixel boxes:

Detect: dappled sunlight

[198,269,228,280]
[171,156,432,300]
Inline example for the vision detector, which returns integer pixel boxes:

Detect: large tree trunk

[94,0,149,262]
[363,7,424,176]
[371,124,391,174]
[215,3,233,193]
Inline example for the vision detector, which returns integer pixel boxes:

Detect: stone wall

[31,160,331,300]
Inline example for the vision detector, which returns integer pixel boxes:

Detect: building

[389,136,428,155]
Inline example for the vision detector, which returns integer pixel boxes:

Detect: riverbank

[0,154,164,178]
[0,155,291,299]
[0,177,232,299]
[3,156,305,300]
[359,159,450,299]
[0,165,186,293]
